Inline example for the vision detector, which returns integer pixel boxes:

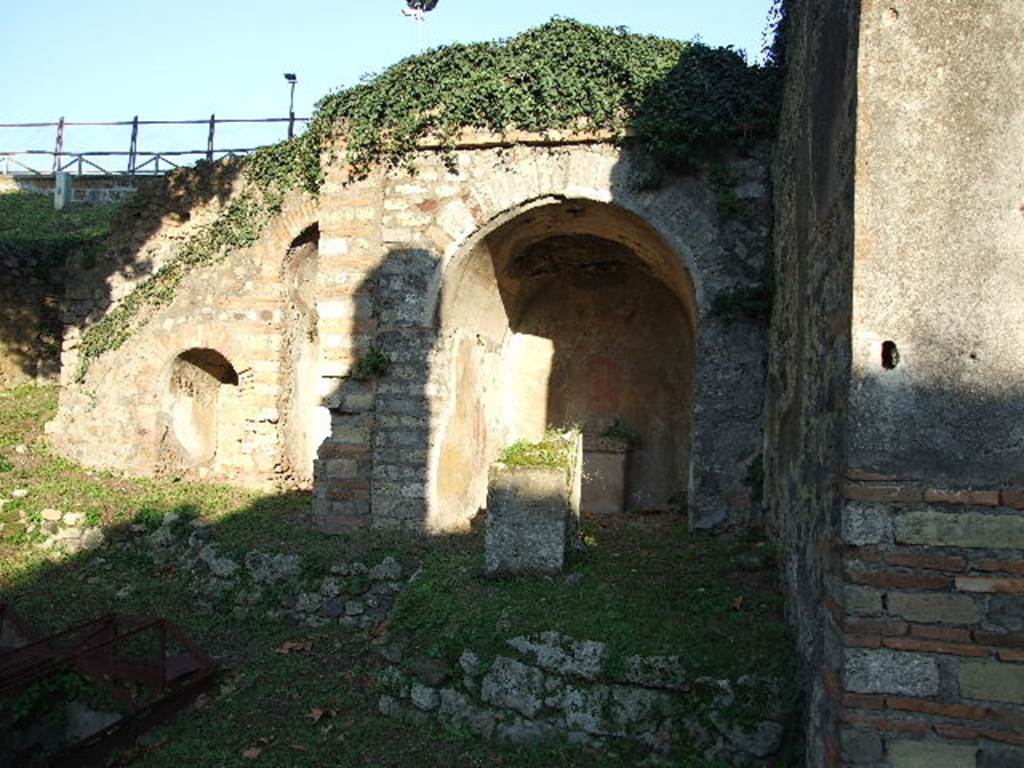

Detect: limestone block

[506,631,607,680]
[958,661,1024,705]
[581,438,627,515]
[842,502,894,546]
[841,728,883,764]
[843,649,939,697]
[887,592,982,625]
[844,586,883,617]
[887,740,978,768]
[895,511,1024,549]
[480,656,545,718]
[485,465,570,575]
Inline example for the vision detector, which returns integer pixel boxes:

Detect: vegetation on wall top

[251,17,780,189]
[76,18,781,380]
[0,192,120,270]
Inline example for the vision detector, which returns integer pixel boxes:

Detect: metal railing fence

[0,115,311,176]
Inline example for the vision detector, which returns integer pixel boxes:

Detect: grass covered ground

[0,191,120,267]
[0,386,798,766]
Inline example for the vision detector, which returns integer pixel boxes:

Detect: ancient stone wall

[0,236,63,387]
[377,631,799,765]
[771,1,1024,765]
[833,3,1024,766]
[0,174,139,204]
[51,177,319,486]
[765,0,859,764]
[50,137,772,532]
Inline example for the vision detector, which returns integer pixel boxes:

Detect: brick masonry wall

[833,483,1024,766]
[50,136,774,536]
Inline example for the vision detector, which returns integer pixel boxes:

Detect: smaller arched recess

[163,347,241,471]
[280,223,327,486]
[431,199,698,528]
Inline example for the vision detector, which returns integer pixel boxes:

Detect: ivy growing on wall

[256,17,780,185]
[76,18,781,380]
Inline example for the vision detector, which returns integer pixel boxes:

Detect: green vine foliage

[76,18,780,380]
[307,17,779,178]
[75,190,270,380]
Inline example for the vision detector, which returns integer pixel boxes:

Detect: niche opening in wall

[168,348,239,465]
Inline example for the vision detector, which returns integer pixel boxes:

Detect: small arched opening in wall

[433,199,697,529]
[279,223,326,486]
[166,348,241,469]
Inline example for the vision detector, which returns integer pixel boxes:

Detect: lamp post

[402,0,439,48]
[284,73,297,138]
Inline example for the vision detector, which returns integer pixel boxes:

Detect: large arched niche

[431,199,697,528]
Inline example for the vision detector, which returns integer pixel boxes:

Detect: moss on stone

[497,430,575,469]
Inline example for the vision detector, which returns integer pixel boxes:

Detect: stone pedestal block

[485,434,582,575]
[581,437,628,515]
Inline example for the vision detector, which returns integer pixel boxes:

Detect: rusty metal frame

[0,605,217,767]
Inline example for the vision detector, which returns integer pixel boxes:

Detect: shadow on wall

[56,163,244,384]
[313,51,775,532]
[308,42,780,532]
[315,186,723,532]
[433,201,697,525]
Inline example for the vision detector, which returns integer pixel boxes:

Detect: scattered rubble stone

[370,556,402,581]
[507,631,607,680]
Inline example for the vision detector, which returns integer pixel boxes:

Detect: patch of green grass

[0,191,121,270]
[0,386,797,766]
[350,344,393,382]
[497,429,575,469]
[392,520,794,685]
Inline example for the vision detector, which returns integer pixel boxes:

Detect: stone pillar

[54,172,72,210]
[311,168,384,532]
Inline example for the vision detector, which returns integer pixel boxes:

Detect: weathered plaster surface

[851,0,1024,485]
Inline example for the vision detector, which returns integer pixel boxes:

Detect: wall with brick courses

[771,0,1024,765]
[50,189,319,487]
[830,2,1024,765]
[311,141,773,532]
[835,489,1024,766]
[49,136,773,535]
[0,174,140,204]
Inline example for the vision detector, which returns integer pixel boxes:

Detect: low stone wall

[377,631,797,766]
[830,482,1024,766]
[0,174,138,204]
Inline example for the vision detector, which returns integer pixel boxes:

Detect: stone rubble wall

[376,631,797,767]
[769,0,1024,765]
[765,0,859,764]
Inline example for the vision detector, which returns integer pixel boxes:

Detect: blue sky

[2,0,775,172]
